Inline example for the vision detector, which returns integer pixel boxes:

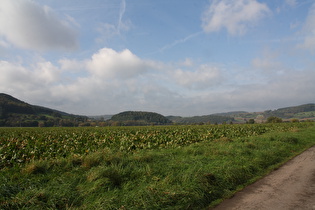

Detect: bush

[291,118,299,123]
[266,116,283,123]
[247,119,255,124]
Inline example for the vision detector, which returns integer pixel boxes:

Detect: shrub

[247,119,255,124]
[291,118,299,123]
[266,116,283,123]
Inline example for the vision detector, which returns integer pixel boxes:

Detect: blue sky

[0,0,314,116]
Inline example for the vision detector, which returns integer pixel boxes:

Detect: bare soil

[213,146,315,210]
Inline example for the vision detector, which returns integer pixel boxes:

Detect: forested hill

[0,93,67,116]
[1,93,314,126]
[110,111,172,125]
[0,93,87,127]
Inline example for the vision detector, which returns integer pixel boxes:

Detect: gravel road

[213,146,315,210]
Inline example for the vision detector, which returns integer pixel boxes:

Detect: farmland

[1,123,315,209]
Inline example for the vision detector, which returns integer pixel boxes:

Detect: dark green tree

[247,119,255,124]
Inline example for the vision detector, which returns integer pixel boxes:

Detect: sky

[0,0,314,116]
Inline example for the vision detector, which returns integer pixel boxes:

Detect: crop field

[1,123,315,209]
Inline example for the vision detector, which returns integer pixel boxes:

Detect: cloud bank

[1,47,313,116]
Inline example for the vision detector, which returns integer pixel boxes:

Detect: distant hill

[110,111,172,125]
[1,93,314,126]
[167,115,235,125]
[263,104,315,119]
[0,93,87,127]
[215,103,315,123]
[213,111,248,116]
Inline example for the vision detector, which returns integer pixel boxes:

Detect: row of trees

[246,117,283,124]
[246,116,313,124]
[0,114,88,127]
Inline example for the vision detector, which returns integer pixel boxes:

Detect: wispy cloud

[96,0,131,43]
[148,31,202,55]
[117,0,127,34]
[202,0,271,35]
[159,31,202,52]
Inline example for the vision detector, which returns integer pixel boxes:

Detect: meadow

[1,123,315,209]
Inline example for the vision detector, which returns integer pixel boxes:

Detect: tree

[247,119,255,124]
[291,118,299,123]
[266,116,282,123]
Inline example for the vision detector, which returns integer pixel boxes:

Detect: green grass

[0,123,314,209]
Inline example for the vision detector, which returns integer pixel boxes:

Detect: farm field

[1,123,315,209]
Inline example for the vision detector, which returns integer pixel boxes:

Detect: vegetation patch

[0,123,314,209]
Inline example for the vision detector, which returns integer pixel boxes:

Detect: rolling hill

[1,93,314,126]
[214,103,315,123]
[0,93,87,127]
[109,111,172,125]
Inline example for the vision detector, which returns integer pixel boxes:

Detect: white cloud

[173,65,222,89]
[33,62,60,84]
[87,48,149,79]
[0,60,59,100]
[0,46,313,116]
[0,0,78,51]
[59,59,85,72]
[202,0,270,35]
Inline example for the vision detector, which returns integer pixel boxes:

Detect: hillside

[215,103,315,123]
[1,93,314,126]
[0,93,87,127]
[263,103,315,118]
[110,111,172,125]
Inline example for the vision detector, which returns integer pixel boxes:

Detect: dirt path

[213,146,315,210]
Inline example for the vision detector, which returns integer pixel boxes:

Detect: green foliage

[2,123,311,168]
[247,119,255,124]
[291,118,300,123]
[110,111,172,125]
[0,123,314,209]
[266,116,283,123]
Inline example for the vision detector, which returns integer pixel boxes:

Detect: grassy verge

[1,124,314,209]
